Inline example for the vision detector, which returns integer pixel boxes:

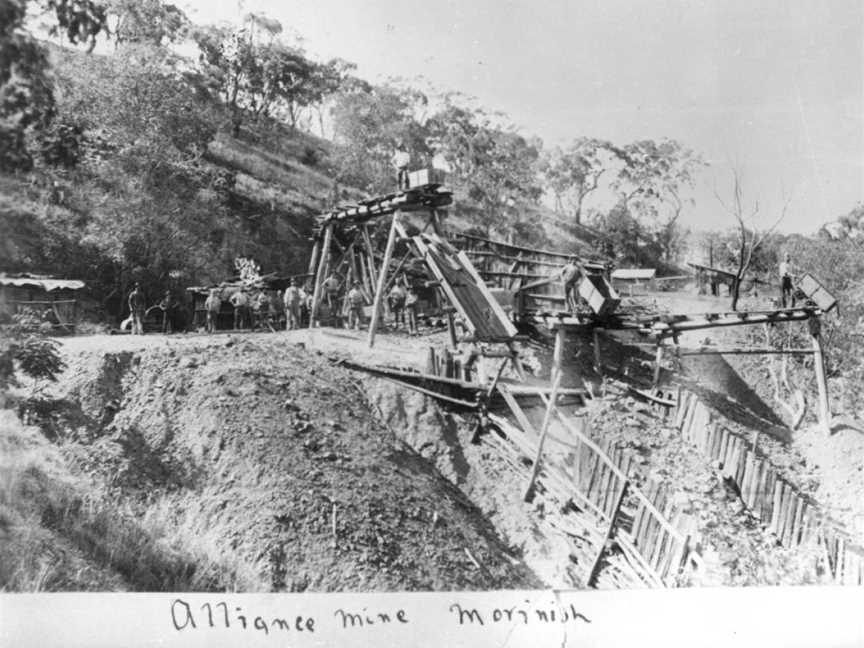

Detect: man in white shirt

[346,282,366,330]
[283,279,303,330]
[392,142,411,190]
[229,289,249,330]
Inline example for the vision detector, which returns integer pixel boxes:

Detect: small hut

[0,273,85,329]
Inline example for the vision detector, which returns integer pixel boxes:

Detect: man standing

[229,289,249,330]
[392,141,411,190]
[561,256,583,313]
[283,279,303,330]
[405,284,419,335]
[158,290,174,334]
[204,288,221,333]
[779,252,795,308]
[346,281,365,331]
[388,281,406,329]
[322,273,341,311]
[128,283,145,335]
[254,290,271,330]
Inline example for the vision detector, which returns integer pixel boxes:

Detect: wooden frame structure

[306,185,523,390]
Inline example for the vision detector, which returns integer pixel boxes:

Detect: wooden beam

[677,347,815,356]
[410,231,478,336]
[586,480,630,588]
[456,249,519,338]
[501,385,588,397]
[593,328,603,374]
[811,318,831,433]
[361,225,379,289]
[653,341,664,387]
[307,240,321,277]
[309,223,333,328]
[522,368,563,502]
[367,213,399,348]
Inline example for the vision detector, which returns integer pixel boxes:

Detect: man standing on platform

[779,252,796,308]
[561,256,583,313]
[392,140,411,190]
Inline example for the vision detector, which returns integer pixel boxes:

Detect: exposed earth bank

[2,332,541,591]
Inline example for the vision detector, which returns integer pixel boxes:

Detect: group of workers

[203,280,306,334]
[694,252,799,308]
[162,275,423,335]
[126,283,174,335]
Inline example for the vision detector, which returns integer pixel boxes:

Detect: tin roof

[611,268,657,280]
[0,274,85,291]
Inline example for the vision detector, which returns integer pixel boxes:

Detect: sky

[181,0,864,234]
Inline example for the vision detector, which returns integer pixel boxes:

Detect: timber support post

[446,311,458,348]
[809,315,831,433]
[309,223,333,328]
[524,326,566,502]
[593,327,603,375]
[653,339,665,387]
[367,213,399,348]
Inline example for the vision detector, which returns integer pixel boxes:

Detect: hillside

[1,334,541,591]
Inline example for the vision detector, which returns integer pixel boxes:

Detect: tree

[425,98,543,238]
[615,138,706,264]
[193,14,341,137]
[41,0,109,51]
[1,0,108,171]
[714,167,788,310]
[540,137,627,224]
[106,0,189,47]
[330,82,431,194]
[591,201,662,268]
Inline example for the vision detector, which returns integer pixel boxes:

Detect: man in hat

[405,284,419,335]
[346,281,366,331]
[779,252,796,308]
[392,140,411,190]
[229,288,249,330]
[388,280,406,329]
[128,282,145,335]
[204,288,221,333]
[283,278,303,330]
[253,289,271,330]
[322,272,341,311]
[158,289,174,334]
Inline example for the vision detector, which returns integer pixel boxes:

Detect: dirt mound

[366,377,578,587]
[44,335,540,591]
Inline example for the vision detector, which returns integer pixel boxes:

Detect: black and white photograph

[1,0,862,646]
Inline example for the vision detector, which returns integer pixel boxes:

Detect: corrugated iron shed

[0,274,85,291]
